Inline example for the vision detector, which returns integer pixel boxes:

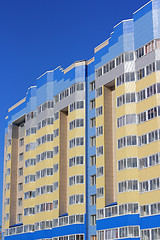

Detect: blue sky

[0,0,149,225]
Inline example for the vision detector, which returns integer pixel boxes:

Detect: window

[125,72,135,82]
[125,52,134,61]
[96,87,102,97]
[7,153,11,161]
[90,99,95,110]
[96,68,102,78]
[90,194,96,206]
[53,164,58,173]
[117,74,124,86]
[19,138,24,147]
[97,166,103,177]
[96,126,103,136]
[96,146,103,157]
[18,168,23,176]
[137,68,145,80]
[90,175,96,186]
[90,118,96,128]
[18,182,23,191]
[53,200,58,209]
[97,187,104,198]
[136,46,144,58]
[90,81,95,92]
[90,215,96,225]
[18,198,22,207]
[90,155,96,166]
[19,153,24,161]
[53,146,59,155]
[17,214,22,223]
[96,106,103,117]
[90,136,96,147]
[116,54,124,66]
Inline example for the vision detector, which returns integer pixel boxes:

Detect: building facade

[2,0,160,239]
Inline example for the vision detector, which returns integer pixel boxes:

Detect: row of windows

[137,82,160,102]
[69,137,84,148]
[96,52,134,79]
[25,174,35,184]
[24,190,35,199]
[36,150,56,163]
[69,175,84,186]
[117,60,160,87]
[26,127,36,136]
[69,194,84,205]
[140,202,160,217]
[35,182,58,196]
[139,152,160,169]
[138,106,160,124]
[118,180,138,193]
[116,72,135,86]
[24,207,35,216]
[118,157,137,171]
[37,101,54,114]
[69,156,84,167]
[117,114,136,128]
[117,152,160,172]
[69,119,84,130]
[37,117,54,130]
[136,39,159,59]
[141,227,160,240]
[35,200,58,213]
[26,111,37,121]
[25,142,36,152]
[97,203,138,220]
[70,101,84,112]
[118,135,137,149]
[117,82,160,106]
[36,133,54,146]
[5,219,84,236]
[55,82,84,103]
[138,129,160,146]
[140,177,160,193]
[36,164,58,179]
[25,158,36,167]
[97,226,139,240]
[117,92,136,107]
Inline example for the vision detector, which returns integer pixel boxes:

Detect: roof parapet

[8,97,26,113]
[94,38,110,53]
[133,0,152,15]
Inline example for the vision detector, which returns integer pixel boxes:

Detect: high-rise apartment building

[2,0,160,239]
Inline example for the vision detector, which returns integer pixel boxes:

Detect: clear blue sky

[0,0,149,225]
